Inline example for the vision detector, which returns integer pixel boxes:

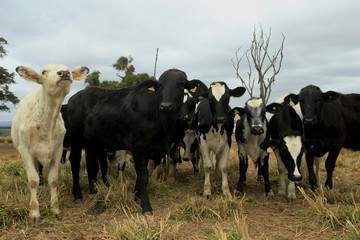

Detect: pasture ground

[0,137,359,239]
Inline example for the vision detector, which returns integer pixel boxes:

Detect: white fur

[183,94,188,103]
[210,83,225,102]
[275,149,297,199]
[247,98,263,108]
[284,136,302,178]
[11,64,87,224]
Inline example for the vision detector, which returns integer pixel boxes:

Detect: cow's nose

[216,116,225,123]
[160,102,174,113]
[183,114,190,121]
[303,118,315,125]
[58,70,70,80]
[289,174,302,182]
[251,126,264,135]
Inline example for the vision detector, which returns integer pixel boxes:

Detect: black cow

[235,97,282,197]
[285,85,360,190]
[65,69,207,215]
[194,82,245,197]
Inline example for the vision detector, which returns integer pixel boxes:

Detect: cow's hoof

[277,190,286,196]
[234,190,244,198]
[287,192,296,200]
[74,198,82,204]
[28,216,41,227]
[144,211,152,216]
[266,190,274,199]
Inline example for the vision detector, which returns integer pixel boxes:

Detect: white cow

[11,63,89,226]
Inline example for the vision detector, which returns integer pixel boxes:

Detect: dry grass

[1,140,359,239]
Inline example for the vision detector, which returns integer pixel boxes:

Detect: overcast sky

[1,0,360,122]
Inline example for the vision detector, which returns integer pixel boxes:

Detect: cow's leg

[61,149,67,164]
[237,144,248,194]
[167,143,177,181]
[259,155,274,197]
[19,146,41,226]
[99,148,109,187]
[69,144,83,200]
[314,156,322,187]
[275,150,286,196]
[217,146,230,196]
[324,149,341,189]
[86,147,100,194]
[133,152,152,215]
[48,148,62,218]
[200,142,212,197]
[287,181,296,199]
[305,151,317,190]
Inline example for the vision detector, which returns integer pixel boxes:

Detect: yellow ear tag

[190,86,197,93]
[148,86,155,92]
[234,109,239,115]
[198,96,203,100]
[235,114,240,120]
[289,99,295,107]
[267,147,273,153]
[273,106,277,111]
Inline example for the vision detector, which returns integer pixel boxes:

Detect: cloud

[1,0,360,121]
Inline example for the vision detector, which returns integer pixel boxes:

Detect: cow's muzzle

[303,117,315,126]
[58,70,71,80]
[251,126,264,135]
[160,102,175,113]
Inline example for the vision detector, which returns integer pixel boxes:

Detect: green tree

[0,37,19,111]
[113,56,155,87]
[84,70,101,87]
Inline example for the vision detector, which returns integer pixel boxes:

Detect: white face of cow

[16,63,89,97]
[283,135,303,181]
[210,83,225,102]
[245,98,266,135]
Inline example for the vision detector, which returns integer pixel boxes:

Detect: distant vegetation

[0,126,11,137]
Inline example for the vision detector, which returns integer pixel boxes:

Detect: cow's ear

[260,139,279,153]
[135,80,159,93]
[304,139,324,154]
[16,66,42,84]
[228,107,245,120]
[72,66,89,80]
[230,87,246,98]
[186,79,208,100]
[284,94,298,106]
[323,91,339,102]
[266,103,284,114]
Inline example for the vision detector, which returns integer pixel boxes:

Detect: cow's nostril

[160,103,174,113]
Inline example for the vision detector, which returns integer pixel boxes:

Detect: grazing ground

[0,137,359,240]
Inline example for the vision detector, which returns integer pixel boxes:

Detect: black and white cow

[260,95,305,199]
[235,97,283,197]
[167,93,202,178]
[65,69,207,215]
[194,82,245,197]
[285,85,360,190]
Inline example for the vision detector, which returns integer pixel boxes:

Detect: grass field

[0,138,359,239]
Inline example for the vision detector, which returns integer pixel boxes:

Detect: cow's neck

[37,86,69,130]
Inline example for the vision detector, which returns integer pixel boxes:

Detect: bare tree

[232,26,285,104]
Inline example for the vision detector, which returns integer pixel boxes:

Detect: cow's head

[179,93,198,128]
[261,134,304,182]
[208,82,245,126]
[156,69,208,115]
[284,85,339,129]
[243,97,268,135]
[16,63,89,97]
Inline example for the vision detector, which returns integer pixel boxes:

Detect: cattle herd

[10,63,360,226]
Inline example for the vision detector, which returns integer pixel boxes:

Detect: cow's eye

[42,70,46,75]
